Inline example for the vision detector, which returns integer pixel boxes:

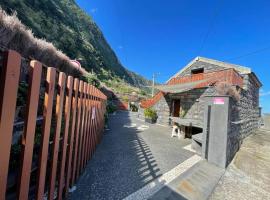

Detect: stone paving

[68,111,195,200]
[210,129,270,200]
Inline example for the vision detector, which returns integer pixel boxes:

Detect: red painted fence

[0,50,107,200]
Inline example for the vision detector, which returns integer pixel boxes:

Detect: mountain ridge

[0,0,151,87]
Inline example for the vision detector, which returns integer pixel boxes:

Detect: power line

[198,0,224,55]
[226,46,270,61]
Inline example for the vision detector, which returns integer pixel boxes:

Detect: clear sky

[76,0,269,113]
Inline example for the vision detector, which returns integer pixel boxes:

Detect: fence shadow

[68,111,189,200]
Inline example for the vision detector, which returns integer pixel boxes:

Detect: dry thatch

[215,82,241,101]
[0,7,83,76]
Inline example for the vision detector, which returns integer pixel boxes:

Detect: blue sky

[76,0,269,113]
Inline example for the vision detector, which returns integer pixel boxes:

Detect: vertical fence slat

[48,72,66,200]
[72,80,83,183]
[90,86,96,159]
[93,88,98,151]
[17,61,42,200]
[83,83,89,168]
[64,78,79,197]
[36,67,56,200]
[57,76,73,200]
[78,82,87,174]
[90,88,96,156]
[0,51,21,199]
[83,84,90,168]
[87,86,94,161]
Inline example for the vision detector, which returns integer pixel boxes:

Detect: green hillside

[0,0,151,87]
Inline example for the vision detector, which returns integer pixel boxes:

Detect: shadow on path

[69,112,194,200]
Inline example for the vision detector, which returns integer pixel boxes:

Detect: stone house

[140,57,262,141]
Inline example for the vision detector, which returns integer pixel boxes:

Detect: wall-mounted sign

[213,98,225,105]
[92,107,96,119]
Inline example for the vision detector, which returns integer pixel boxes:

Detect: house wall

[152,95,171,125]
[227,74,261,164]
[138,87,216,126]
[138,94,171,125]
[178,61,227,77]
[169,87,216,123]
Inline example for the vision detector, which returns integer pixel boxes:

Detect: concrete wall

[202,96,231,168]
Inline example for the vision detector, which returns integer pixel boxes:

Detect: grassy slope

[0,0,151,89]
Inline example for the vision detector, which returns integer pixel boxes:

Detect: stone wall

[178,61,227,77]
[227,74,261,165]
[169,87,216,124]
[138,94,171,125]
[152,95,171,125]
[138,87,217,126]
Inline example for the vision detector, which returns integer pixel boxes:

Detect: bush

[179,109,187,118]
[130,103,138,112]
[85,73,100,88]
[106,102,117,114]
[122,95,129,102]
[144,108,157,120]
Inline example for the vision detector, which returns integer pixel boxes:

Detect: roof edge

[166,56,252,83]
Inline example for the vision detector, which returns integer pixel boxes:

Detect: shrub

[106,102,117,114]
[144,108,157,120]
[85,73,100,88]
[130,103,138,112]
[179,109,187,118]
[122,95,129,102]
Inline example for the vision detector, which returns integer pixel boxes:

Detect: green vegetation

[130,103,138,112]
[106,101,117,114]
[0,0,151,89]
[179,109,187,118]
[144,108,157,120]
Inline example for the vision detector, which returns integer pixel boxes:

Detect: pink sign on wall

[213,98,225,105]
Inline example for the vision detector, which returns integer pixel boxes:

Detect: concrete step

[149,160,224,200]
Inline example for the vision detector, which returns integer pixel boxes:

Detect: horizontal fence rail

[0,50,107,200]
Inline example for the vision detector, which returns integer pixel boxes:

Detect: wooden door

[173,100,180,117]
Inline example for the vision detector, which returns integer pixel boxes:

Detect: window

[191,68,204,75]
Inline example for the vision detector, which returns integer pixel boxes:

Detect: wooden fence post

[72,80,83,183]
[78,82,87,174]
[17,61,42,200]
[36,67,56,200]
[48,72,66,200]
[0,51,21,200]
[64,78,79,197]
[87,85,94,161]
[57,76,73,200]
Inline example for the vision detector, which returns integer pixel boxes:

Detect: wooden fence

[0,50,107,200]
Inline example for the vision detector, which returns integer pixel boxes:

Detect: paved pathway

[210,129,270,200]
[69,111,195,200]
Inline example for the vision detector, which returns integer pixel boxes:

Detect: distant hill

[0,0,151,87]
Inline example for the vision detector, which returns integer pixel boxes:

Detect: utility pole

[152,74,155,97]
[152,73,159,97]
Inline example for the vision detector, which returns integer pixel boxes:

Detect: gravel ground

[210,129,270,200]
[68,111,194,200]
